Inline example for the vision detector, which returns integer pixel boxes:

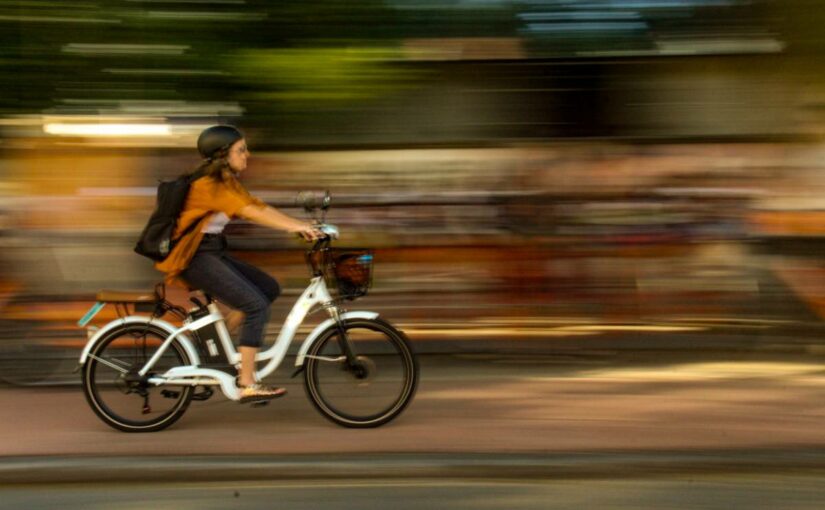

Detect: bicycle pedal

[192,387,214,401]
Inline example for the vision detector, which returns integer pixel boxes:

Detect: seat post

[154,282,166,301]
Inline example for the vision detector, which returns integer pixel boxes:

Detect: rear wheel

[304,318,418,428]
[81,323,193,432]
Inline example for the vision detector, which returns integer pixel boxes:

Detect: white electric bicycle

[76,194,418,432]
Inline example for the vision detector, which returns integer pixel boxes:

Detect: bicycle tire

[81,323,194,432]
[304,317,418,428]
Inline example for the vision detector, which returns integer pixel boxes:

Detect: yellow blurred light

[542,362,825,383]
[557,325,705,333]
[43,123,172,137]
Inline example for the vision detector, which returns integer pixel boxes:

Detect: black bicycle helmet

[197,125,243,159]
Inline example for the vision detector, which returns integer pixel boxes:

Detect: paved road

[4,475,825,510]
[3,352,825,508]
[2,353,824,457]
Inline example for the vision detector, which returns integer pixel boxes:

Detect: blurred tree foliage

[230,47,421,104]
[1,1,822,144]
[0,0,514,118]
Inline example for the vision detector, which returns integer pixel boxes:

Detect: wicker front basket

[325,249,373,300]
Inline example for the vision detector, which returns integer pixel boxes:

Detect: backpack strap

[176,212,212,241]
[172,168,211,242]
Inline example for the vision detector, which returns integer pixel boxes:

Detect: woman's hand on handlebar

[292,223,325,242]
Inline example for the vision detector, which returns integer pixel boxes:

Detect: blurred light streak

[524,22,648,32]
[554,362,825,382]
[668,318,795,325]
[555,325,705,333]
[3,115,216,143]
[655,187,765,198]
[403,328,598,338]
[0,117,43,127]
[402,324,707,339]
[580,0,739,7]
[62,44,189,55]
[55,100,244,116]
[102,69,226,76]
[145,11,266,21]
[475,317,602,325]
[0,15,120,24]
[656,39,785,55]
[518,12,642,21]
[402,38,524,60]
[76,187,157,197]
[43,123,171,137]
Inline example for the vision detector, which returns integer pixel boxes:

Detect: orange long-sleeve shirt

[154,174,264,285]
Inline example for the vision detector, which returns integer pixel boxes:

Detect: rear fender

[78,316,200,366]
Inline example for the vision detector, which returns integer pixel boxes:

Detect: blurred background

[0,0,824,385]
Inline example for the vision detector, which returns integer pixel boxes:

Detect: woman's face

[227,138,250,173]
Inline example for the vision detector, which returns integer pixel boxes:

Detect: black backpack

[134,169,206,261]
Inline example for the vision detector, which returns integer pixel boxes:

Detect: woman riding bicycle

[155,125,322,403]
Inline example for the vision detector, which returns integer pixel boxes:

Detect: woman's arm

[237,204,322,240]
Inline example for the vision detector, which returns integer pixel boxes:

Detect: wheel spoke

[304,354,346,363]
[87,354,130,374]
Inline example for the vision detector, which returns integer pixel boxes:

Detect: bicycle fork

[328,306,367,378]
[290,304,366,379]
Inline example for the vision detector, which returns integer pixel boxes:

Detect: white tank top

[201,212,230,234]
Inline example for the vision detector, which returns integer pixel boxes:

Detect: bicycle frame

[79,275,379,401]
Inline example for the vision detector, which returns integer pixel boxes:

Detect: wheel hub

[347,356,376,386]
[115,369,151,396]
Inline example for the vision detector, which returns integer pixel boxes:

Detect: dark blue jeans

[181,235,280,348]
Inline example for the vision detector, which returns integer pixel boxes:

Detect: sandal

[238,383,287,403]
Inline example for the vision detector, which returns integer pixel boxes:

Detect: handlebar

[317,223,339,240]
[305,223,339,277]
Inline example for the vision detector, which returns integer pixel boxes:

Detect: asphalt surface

[1,352,824,481]
[4,475,825,510]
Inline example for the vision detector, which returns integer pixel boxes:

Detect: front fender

[294,311,379,367]
[78,316,200,366]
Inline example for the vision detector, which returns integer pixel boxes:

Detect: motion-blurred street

[2,351,823,458]
[3,350,825,507]
[4,475,825,510]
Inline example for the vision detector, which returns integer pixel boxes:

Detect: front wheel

[304,318,418,428]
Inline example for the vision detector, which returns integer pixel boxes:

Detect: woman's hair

[191,146,234,183]
[193,125,244,182]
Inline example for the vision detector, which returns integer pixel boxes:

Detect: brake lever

[317,224,339,240]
